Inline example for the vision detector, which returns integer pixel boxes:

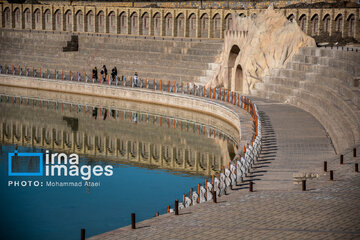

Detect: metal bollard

[249,181,253,192]
[302,180,306,191]
[340,154,343,164]
[329,170,334,181]
[131,213,136,229]
[175,199,179,215]
[80,228,85,240]
[355,163,359,173]
[324,161,327,172]
[354,148,357,157]
[212,190,217,203]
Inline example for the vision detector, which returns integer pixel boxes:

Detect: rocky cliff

[207,5,316,93]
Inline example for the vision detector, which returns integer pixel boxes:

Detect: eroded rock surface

[208,5,316,93]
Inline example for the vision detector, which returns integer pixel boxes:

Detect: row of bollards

[303,147,358,191]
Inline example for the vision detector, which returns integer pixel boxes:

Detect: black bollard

[330,170,334,181]
[355,163,359,173]
[324,161,327,172]
[249,181,253,192]
[354,148,357,158]
[302,180,306,191]
[131,213,136,229]
[340,155,343,165]
[212,190,217,203]
[81,229,85,240]
[175,200,179,215]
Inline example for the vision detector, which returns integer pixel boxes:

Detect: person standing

[92,67,98,82]
[133,72,138,87]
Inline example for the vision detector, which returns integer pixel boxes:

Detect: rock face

[207,5,316,93]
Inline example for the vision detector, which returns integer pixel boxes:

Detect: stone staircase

[0,29,223,84]
[252,47,360,153]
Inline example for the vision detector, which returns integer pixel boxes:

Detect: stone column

[196,12,200,38]
[172,10,176,37]
[127,9,131,34]
[160,11,165,36]
[184,11,189,37]
[105,9,109,33]
[72,7,76,32]
[149,10,154,36]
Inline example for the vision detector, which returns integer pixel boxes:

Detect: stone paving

[89,98,360,240]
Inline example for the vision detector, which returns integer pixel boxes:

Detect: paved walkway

[89,99,360,240]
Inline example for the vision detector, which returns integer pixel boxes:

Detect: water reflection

[0,93,239,176]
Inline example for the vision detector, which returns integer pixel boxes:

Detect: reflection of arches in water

[185,149,195,167]
[163,145,171,162]
[119,140,126,156]
[175,148,183,165]
[34,127,42,143]
[64,132,72,148]
[210,154,220,171]
[107,138,114,153]
[152,144,160,161]
[54,130,62,146]
[14,124,21,141]
[45,129,52,145]
[96,137,104,153]
[24,126,31,142]
[198,153,207,170]
[140,142,149,159]
[130,141,137,157]
[75,132,83,149]
[4,124,11,139]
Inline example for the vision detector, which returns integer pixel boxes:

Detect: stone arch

[164,12,172,36]
[347,14,355,37]
[119,11,127,34]
[188,13,196,37]
[234,64,244,92]
[200,13,209,38]
[212,13,221,38]
[130,12,138,35]
[75,10,83,32]
[239,13,246,17]
[141,12,149,35]
[287,14,295,22]
[323,14,331,33]
[311,14,319,36]
[335,14,343,33]
[225,13,232,30]
[4,7,11,28]
[228,45,240,90]
[34,8,42,30]
[96,11,105,33]
[86,10,94,32]
[24,8,31,29]
[14,8,21,29]
[44,9,52,30]
[65,10,72,31]
[54,9,62,31]
[299,14,307,33]
[176,13,185,37]
[108,11,116,33]
[153,12,161,36]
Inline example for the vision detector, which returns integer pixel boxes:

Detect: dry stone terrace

[88,98,360,240]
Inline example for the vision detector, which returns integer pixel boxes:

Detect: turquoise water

[0,145,206,240]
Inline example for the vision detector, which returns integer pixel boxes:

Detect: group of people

[92,65,138,86]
